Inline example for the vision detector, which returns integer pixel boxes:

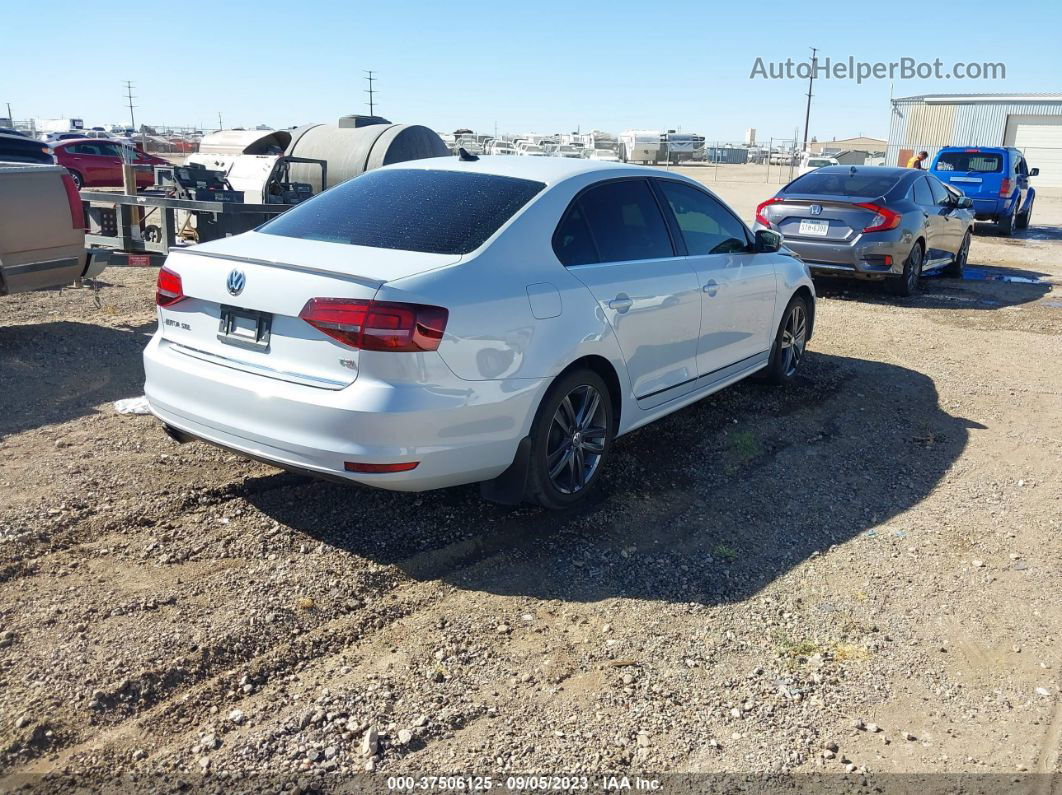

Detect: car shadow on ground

[973,223,1062,241]
[245,352,984,606]
[814,260,1052,310]
[0,320,155,439]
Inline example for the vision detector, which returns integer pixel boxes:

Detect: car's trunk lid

[157,232,461,389]
[764,194,884,242]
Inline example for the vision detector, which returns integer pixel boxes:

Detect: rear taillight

[755,197,783,227]
[156,266,185,307]
[856,203,901,233]
[299,298,448,352]
[60,173,85,229]
[999,177,1011,197]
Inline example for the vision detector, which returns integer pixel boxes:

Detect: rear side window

[571,179,674,264]
[786,171,902,197]
[259,169,545,255]
[911,177,933,206]
[655,180,749,255]
[553,204,598,266]
[934,152,1003,173]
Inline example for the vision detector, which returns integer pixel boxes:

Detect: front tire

[760,294,810,385]
[525,369,614,510]
[944,232,970,277]
[68,169,84,190]
[887,241,923,297]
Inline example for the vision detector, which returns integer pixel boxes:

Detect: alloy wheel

[545,384,608,495]
[780,303,808,377]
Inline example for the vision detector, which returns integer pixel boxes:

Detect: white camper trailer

[619,130,661,164]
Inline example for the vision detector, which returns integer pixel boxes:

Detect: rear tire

[887,241,923,297]
[944,232,970,277]
[1016,202,1032,230]
[760,294,810,385]
[997,205,1015,236]
[525,369,614,510]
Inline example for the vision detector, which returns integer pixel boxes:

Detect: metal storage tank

[285,116,449,191]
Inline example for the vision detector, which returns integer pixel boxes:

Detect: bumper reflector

[344,461,419,474]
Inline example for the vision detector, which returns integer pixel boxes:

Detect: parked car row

[0,130,169,189]
[754,145,1039,295]
[51,139,169,189]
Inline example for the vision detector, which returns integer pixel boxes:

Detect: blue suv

[929,147,1037,235]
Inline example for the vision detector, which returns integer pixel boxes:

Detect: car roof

[936,145,1010,152]
[376,154,663,186]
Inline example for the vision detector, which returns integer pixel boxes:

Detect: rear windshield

[934,152,1003,173]
[785,170,902,197]
[258,169,545,254]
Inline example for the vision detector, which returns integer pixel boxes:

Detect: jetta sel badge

[226,269,245,296]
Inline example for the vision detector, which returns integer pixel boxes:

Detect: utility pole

[364,70,378,116]
[801,48,817,153]
[123,80,137,131]
[217,112,223,131]
[5,102,11,124]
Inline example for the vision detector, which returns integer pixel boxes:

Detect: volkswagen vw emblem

[226,269,246,296]
[809,204,823,216]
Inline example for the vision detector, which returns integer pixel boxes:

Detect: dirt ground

[1,172,1060,792]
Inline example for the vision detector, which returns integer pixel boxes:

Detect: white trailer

[619,130,661,164]
[38,118,84,133]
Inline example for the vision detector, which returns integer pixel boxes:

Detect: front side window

[928,177,951,206]
[574,179,674,263]
[656,180,749,255]
[259,169,544,255]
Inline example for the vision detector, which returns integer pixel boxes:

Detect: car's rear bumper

[756,224,908,280]
[143,333,546,492]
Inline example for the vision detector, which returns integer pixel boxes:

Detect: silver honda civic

[753,166,975,296]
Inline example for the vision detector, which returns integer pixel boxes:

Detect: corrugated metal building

[887,93,1062,186]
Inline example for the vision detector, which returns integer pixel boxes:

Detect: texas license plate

[218,305,272,351]
[799,219,830,237]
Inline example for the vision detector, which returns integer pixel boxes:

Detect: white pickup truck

[0,162,99,295]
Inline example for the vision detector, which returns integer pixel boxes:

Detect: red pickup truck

[52,139,168,189]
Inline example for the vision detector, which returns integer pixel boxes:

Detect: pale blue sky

[6,0,1060,141]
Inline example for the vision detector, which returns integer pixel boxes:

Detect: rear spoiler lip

[772,194,890,208]
[773,192,887,204]
[174,247,385,289]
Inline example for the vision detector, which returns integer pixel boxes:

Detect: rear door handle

[608,296,633,313]
[703,279,719,297]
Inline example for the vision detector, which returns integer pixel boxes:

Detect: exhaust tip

[162,424,193,444]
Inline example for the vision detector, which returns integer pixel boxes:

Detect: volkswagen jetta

[144,156,815,508]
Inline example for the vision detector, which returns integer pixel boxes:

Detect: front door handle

[703,279,719,297]
[608,296,633,313]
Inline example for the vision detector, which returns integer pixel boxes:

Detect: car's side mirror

[1030,167,1039,177]
[755,228,782,253]
[956,196,973,209]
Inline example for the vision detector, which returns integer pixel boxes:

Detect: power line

[364,70,378,116]
[123,80,137,131]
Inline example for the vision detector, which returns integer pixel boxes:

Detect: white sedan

[144,156,815,508]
